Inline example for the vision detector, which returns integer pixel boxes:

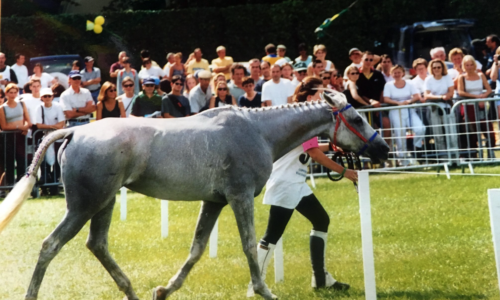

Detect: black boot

[310,230,350,291]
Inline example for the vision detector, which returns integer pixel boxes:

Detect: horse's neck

[252,101,333,161]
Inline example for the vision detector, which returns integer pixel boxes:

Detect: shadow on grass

[311,289,487,300]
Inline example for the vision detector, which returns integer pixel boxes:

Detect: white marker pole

[358,170,377,300]
[120,187,127,221]
[488,189,500,297]
[274,237,284,283]
[209,218,219,258]
[161,200,169,238]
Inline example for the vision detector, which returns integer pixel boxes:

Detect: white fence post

[274,237,284,283]
[488,189,500,298]
[358,170,377,300]
[120,187,127,221]
[161,200,169,238]
[209,218,219,258]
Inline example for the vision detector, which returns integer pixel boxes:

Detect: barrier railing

[308,97,500,178]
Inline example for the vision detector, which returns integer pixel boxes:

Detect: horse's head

[321,90,390,164]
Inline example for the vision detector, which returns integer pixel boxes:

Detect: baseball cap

[68,70,81,79]
[293,62,308,72]
[143,77,156,85]
[349,48,362,56]
[84,56,94,62]
[40,88,53,97]
[277,45,286,50]
[197,70,212,79]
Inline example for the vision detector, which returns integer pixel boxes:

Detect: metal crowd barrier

[307,97,500,177]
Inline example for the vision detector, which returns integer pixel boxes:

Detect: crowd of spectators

[0,35,500,193]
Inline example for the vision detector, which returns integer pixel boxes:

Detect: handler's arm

[307,147,358,182]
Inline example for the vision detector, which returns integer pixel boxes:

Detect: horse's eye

[354,117,363,124]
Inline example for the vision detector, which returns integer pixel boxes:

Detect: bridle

[331,104,379,156]
[327,104,378,183]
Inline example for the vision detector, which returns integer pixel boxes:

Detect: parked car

[30,54,83,89]
[377,19,476,75]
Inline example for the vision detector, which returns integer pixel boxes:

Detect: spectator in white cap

[189,70,212,113]
[60,70,96,127]
[35,87,66,195]
[275,44,291,66]
[291,62,307,87]
[80,56,102,103]
[212,46,234,81]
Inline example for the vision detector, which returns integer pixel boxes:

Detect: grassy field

[2,167,500,300]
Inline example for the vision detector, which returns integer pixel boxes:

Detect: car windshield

[413,29,471,61]
[33,59,76,75]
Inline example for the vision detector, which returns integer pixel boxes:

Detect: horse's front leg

[153,201,226,300]
[227,192,277,300]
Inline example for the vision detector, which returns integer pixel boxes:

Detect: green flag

[315,1,358,38]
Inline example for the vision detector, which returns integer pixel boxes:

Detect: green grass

[2,167,500,299]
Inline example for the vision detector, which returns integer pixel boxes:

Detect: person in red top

[110,51,127,78]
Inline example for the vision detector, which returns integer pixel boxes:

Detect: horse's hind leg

[25,210,91,300]
[86,199,139,300]
[153,201,226,300]
[227,193,276,300]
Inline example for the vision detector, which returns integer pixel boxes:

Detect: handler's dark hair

[293,76,322,103]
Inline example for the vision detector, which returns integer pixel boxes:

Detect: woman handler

[249,77,356,296]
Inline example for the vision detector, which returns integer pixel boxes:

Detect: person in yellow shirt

[211,46,234,81]
[186,48,210,75]
[261,43,280,65]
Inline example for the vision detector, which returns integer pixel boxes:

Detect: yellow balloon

[94,24,103,34]
[86,20,94,31]
[95,16,105,26]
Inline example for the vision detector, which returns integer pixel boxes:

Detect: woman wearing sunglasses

[343,65,372,109]
[424,59,458,154]
[96,81,126,120]
[209,81,236,108]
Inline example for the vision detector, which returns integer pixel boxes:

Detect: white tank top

[464,77,482,96]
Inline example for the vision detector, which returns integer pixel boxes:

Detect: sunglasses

[218,88,228,91]
[72,77,82,80]
[42,95,53,98]
[108,89,117,92]
[322,77,331,80]
[298,71,307,74]
[350,72,360,75]
[144,84,155,87]
[432,66,442,69]
[123,84,134,88]
[173,82,183,86]
[364,58,374,62]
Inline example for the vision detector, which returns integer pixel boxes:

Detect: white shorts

[263,180,313,209]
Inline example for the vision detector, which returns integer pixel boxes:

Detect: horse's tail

[0,128,74,234]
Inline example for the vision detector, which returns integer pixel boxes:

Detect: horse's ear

[321,90,347,109]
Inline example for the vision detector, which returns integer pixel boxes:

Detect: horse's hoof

[152,286,167,300]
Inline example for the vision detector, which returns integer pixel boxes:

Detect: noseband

[331,104,378,156]
[327,104,378,183]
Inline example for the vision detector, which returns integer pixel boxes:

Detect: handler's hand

[345,169,358,183]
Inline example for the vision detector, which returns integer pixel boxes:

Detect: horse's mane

[199,94,347,117]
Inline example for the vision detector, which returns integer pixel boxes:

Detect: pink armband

[302,137,319,152]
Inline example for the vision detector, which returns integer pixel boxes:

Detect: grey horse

[0,92,389,300]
